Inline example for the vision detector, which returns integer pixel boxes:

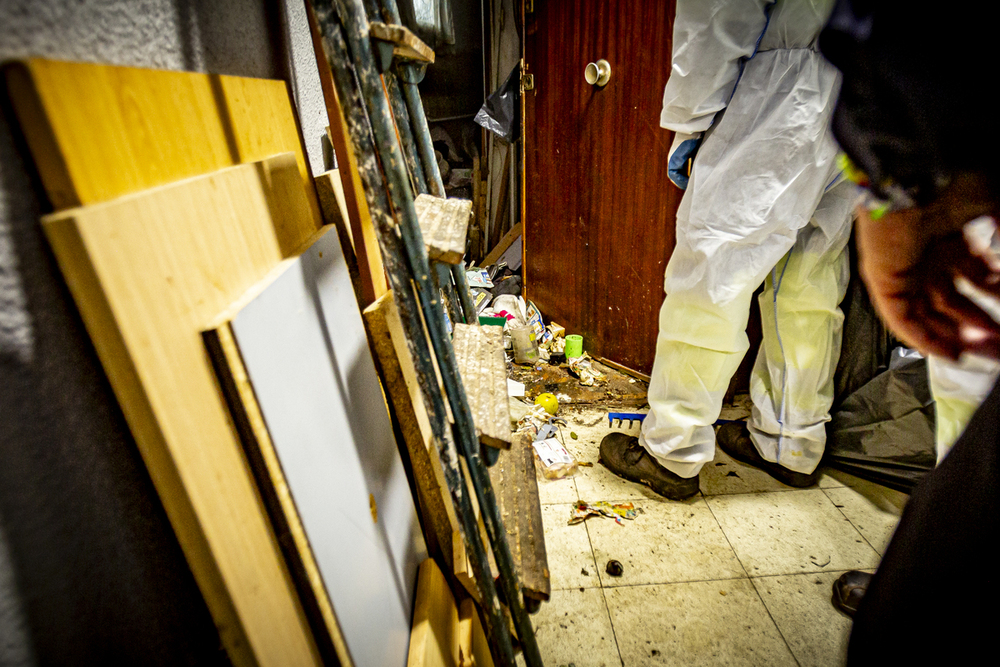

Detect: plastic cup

[565,334,583,359]
[511,325,539,364]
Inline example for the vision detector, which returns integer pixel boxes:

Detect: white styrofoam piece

[229,227,424,667]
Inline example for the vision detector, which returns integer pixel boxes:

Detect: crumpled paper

[567,353,605,386]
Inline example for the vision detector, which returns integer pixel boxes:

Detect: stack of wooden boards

[7,46,552,667]
[5,58,420,667]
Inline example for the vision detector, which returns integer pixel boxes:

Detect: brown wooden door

[524,0,680,374]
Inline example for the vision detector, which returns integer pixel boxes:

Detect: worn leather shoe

[832,570,872,617]
[716,422,818,488]
[599,433,699,500]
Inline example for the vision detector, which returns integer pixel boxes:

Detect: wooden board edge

[315,170,365,305]
[39,213,258,667]
[594,356,652,383]
[482,222,522,268]
[363,293,457,565]
[306,4,387,307]
[203,322,355,667]
[407,559,459,667]
[3,61,79,210]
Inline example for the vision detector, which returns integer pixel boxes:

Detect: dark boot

[598,433,700,500]
[716,422,818,488]
[832,570,872,617]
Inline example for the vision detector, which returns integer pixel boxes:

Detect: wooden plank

[414,194,472,265]
[212,227,422,667]
[3,58,321,233]
[364,293,460,572]
[595,356,652,383]
[41,156,322,667]
[364,294,496,604]
[307,3,388,307]
[452,324,512,449]
[369,22,436,64]
[315,169,364,303]
[489,433,551,602]
[458,599,495,667]
[407,559,460,667]
[482,222,521,268]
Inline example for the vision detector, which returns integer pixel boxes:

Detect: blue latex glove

[667,132,702,189]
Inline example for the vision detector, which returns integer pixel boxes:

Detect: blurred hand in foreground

[857,173,1000,360]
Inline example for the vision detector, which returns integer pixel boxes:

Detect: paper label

[532,438,574,468]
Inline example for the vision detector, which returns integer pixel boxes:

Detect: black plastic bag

[827,348,936,493]
[475,64,520,143]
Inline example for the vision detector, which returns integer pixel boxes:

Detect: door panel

[524,0,680,374]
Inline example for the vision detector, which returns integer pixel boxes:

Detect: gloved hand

[667,131,702,189]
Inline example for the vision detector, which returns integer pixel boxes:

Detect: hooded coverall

[640,0,857,478]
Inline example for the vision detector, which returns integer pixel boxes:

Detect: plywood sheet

[364,292,460,568]
[41,155,321,667]
[407,559,460,667]
[215,227,424,667]
[4,57,321,237]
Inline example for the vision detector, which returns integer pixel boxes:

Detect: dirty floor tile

[706,489,881,576]
[531,588,622,667]
[586,497,745,586]
[535,471,579,505]
[572,457,669,503]
[605,580,797,666]
[751,571,855,667]
[823,486,901,555]
[699,446,797,496]
[541,503,601,590]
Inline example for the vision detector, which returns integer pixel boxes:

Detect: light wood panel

[4,57,321,237]
[41,156,321,667]
[407,559,461,667]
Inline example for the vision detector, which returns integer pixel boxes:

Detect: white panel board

[228,226,424,667]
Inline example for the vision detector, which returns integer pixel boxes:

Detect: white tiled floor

[526,403,906,667]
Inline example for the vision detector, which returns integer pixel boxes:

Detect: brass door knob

[585,59,612,87]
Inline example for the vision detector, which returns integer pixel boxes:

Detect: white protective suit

[640,0,858,478]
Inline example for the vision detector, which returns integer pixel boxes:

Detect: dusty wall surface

[0,1,330,664]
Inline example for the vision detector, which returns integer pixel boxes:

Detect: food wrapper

[532,437,579,480]
[568,353,605,386]
[568,501,639,525]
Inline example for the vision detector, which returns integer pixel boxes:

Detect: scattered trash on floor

[533,438,578,480]
[507,378,525,397]
[567,353,605,386]
[569,501,639,525]
[570,431,578,439]
[607,411,647,428]
[605,560,625,577]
